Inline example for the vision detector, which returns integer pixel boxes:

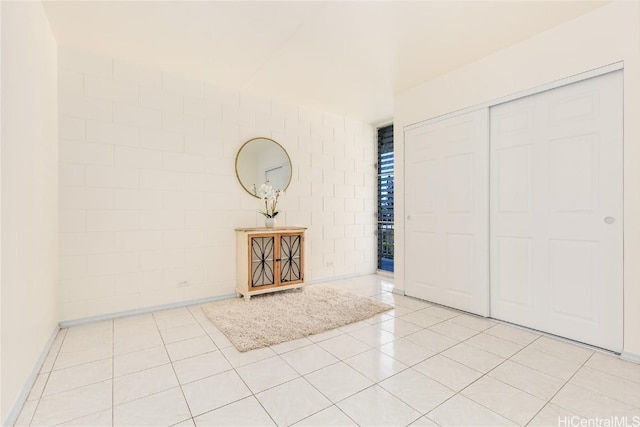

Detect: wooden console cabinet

[235,226,306,300]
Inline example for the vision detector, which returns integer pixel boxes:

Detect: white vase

[265,217,276,228]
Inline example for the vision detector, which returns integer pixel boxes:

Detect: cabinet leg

[244,294,251,301]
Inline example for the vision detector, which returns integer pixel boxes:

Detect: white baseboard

[61,273,383,328]
[376,270,394,278]
[308,272,400,295]
[307,272,374,285]
[4,325,60,427]
[620,351,640,364]
[59,293,237,328]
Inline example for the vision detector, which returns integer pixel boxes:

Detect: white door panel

[405,109,489,316]
[490,71,623,351]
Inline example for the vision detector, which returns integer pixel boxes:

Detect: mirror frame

[235,137,292,198]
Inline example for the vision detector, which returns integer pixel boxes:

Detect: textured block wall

[57,48,377,320]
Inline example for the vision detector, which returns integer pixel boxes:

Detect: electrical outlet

[178,280,189,287]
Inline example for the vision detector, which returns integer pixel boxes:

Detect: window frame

[376,124,394,273]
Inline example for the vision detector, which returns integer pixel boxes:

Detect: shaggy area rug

[202,286,393,352]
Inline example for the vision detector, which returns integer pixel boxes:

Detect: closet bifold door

[489,70,623,352]
[404,109,490,316]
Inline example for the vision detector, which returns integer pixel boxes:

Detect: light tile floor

[14,275,640,426]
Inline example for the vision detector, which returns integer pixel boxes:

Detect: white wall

[395,1,640,356]
[57,48,377,321]
[0,2,3,419]
[1,1,59,421]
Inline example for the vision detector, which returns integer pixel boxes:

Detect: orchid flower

[251,181,283,218]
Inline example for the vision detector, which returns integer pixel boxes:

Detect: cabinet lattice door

[250,236,275,287]
[280,234,302,283]
[235,227,306,300]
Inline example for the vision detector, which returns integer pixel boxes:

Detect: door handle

[604,216,615,224]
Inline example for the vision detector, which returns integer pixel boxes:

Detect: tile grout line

[379,309,493,423]
[423,329,599,426]
[14,279,371,425]
[205,286,397,425]
[23,279,639,426]
[219,348,279,425]
[151,310,198,426]
[276,329,384,426]
[399,290,618,361]
[101,301,423,423]
[38,290,450,424]
[28,324,114,426]
[370,301,569,424]
[187,304,279,426]
[26,329,68,427]
[364,290,470,424]
[523,348,597,425]
[292,381,374,427]
[286,292,433,426]
[417,331,535,425]
[393,297,629,413]
[248,284,452,422]
[465,335,552,425]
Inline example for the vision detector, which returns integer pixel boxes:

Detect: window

[377,124,394,272]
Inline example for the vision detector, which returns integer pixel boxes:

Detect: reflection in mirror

[235,137,292,197]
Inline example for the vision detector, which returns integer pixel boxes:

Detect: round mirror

[235,137,292,197]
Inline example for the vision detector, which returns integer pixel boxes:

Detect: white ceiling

[42,1,607,124]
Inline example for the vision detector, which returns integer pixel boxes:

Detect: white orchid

[251,181,283,218]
